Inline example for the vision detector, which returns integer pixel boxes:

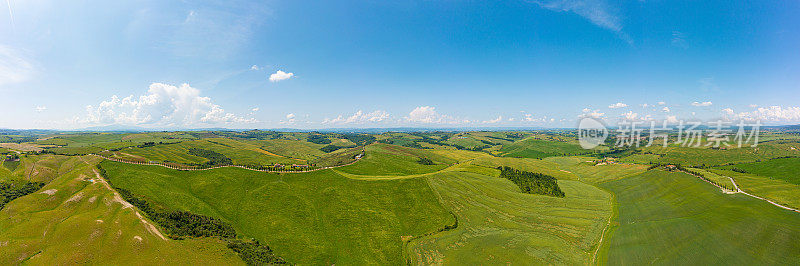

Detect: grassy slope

[250,139,327,160]
[718,157,800,185]
[99,160,454,265]
[598,170,800,264]
[499,138,589,159]
[124,138,300,165]
[336,144,455,176]
[0,156,241,264]
[408,170,611,264]
[471,156,579,180]
[710,169,800,210]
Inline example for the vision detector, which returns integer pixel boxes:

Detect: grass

[0,155,241,264]
[122,138,301,166]
[407,171,611,264]
[629,142,800,167]
[498,138,591,159]
[718,157,800,185]
[709,169,800,210]
[99,160,455,265]
[336,144,455,176]
[688,167,736,190]
[597,170,800,264]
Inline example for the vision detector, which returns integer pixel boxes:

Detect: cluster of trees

[187,148,233,166]
[227,239,287,265]
[137,142,157,148]
[338,133,376,146]
[320,145,344,153]
[497,166,565,197]
[98,164,286,265]
[730,167,748,173]
[0,181,45,210]
[306,135,332,144]
[417,157,434,165]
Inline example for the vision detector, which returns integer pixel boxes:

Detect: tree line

[497,166,565,197]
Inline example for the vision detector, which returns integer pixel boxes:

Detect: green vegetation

[598,170,800,264]
[718,157,800,185]
[409,171,611,264]
[100,160,454,265]
[2,129,800,264]
[188,148,233,166]
[497,166,565,197]
[0,181,45,210]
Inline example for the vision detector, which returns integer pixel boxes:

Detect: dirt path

[687,170,800,214]
[81,157,168,241]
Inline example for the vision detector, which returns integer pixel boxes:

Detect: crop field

[598,170,800,264]
[2,129,800,265]
[408,171,611,264]
[498,138,594,158]
[99,160,455,265]
[718,157,800,185]
[121,138,301,166]
[337,143,456,176]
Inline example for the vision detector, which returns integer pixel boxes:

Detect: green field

[718,157,800,185]
[598,170,800,264]
[499,138,593,158]
[0,155,241,264]
[409,171,611,264]
[100,160,455,265]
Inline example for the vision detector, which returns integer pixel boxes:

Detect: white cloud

[662,107,670,112]
[250,65,259,70]
[251,107,259,112]
[578,109,604,119]
[640,103,650,108]
[83,83,254,127]
[269,70,294,82]
[691,101,713,107]
[665,115,679,124]
[657,101,666,105]
[404,106,464,124]
[748,104,758,108]
[721,108,735,115]
[483,116,503,124]
[621,111,638,121]
[35,106,47,112]
[280,113,296,124]
[406,106,440,123]
[608,102,628,109]
[529,0,631,43]
[322,110,390,125]
[732,106,800,122]
[0,45,35,86]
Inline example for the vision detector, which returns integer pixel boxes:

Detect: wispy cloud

[608,102,628,109]
[671,31,688,49]
[0,45,35,86]
[691,101,713,107]
[528,0,631,44]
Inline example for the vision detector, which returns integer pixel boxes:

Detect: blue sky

[0,0,798,129]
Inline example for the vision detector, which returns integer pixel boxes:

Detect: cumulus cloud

[748,104,758,108]
[83,83,254,127]
[662,107,670,112]
[658,101,666,105]
[251,107,259,112]
[578,109,605,119]
[35,106,47,112]
[404,106,465,124]
[608,102,628,109]
[730,106,800,122]
[269,70,294,82]
[483,116,503,124]
[250,65,260,70]
[691,101,713,107]
[528,0,631,43]
[322,110,390,125]
[0,45,35,86]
